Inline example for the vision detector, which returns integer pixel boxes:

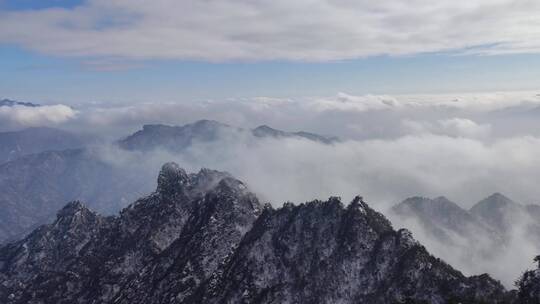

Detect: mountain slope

[0,127,84,164]
[118,120,238,152]
[0,149,153,243]
[391,193,540,287]
[392,196,494,242]
[201,196,508,304]
[0,164,510,304]
[0,163,262,303]
[469,193,523,233]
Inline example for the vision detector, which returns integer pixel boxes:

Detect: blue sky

[1,0,539,104]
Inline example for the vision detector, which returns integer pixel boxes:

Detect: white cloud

[403,118,492,138]
[0,104,77,128]
[49,90,539,140]
[0,0,539,61]
[90,126,540,286]
[310,93,399,112]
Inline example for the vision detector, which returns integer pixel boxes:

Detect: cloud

[403,118,492,138]
[389,209,539,288]
[0,0,540,61]
[310,93,399,112]
[0,104,77,128]
[58,90,540,141]
[90,130,540,285]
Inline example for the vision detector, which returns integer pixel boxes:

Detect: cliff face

[0,163,510,304]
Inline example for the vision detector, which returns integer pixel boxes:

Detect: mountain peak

[252,124,286,137]
[433,195,452,203]
[56,200,91,219]
[485,192,514,204]
[396,196,463,212]
[470,192,518,213]
[156,162,189,194]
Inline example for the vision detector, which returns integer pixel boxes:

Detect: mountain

[393,193,540,243]
[252,125,339,144]
[0,163,263,303]
[0,127,84,164]
[0,149,153,243]
[0,98,40,107]
[391,193,540,287]
[0,120,337,244]
[0,164,511,303]
[469,193,523,233]
[118,120,338,151]
[118,120,240,152]
[392,196,495,243]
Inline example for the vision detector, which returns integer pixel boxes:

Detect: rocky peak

[202,196,508,304]
[0,165,513,304]
[56,200,91,218]
[156,162,189,195]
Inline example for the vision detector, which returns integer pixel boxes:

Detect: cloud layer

[3,89,540,285]
[0,104,77,129]
[1,0,540,61]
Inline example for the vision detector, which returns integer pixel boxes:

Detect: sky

[1,0,540,104]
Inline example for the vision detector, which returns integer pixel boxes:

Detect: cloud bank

[2,89,540,285]
[90,127,540,286]
[1,0,540,61]
[0,104,77,129]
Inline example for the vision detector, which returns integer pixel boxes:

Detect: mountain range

[0,163,514,304]
[391,193,540,287]
[0,120,337,244]
[118,120,338,152]
[392,193,540,246]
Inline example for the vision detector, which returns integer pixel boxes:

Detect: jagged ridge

[0,163,511,304]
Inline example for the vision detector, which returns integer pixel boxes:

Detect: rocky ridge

[0,163,512,303]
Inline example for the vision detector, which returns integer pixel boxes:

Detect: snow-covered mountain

[0,163,511,303]
[0,127,84,164]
